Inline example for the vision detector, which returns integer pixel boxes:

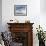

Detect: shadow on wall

[0,0,2,32]
[40,0,46,14]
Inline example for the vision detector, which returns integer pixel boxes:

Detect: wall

[40,0,46,13]
[40,0,46,31]
[2,0,46,46]
[2,0,40,30]
[0,0,2,32]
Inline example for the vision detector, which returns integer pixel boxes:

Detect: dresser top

[7,23,34,25]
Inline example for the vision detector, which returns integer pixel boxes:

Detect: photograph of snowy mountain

[14,5,27,16]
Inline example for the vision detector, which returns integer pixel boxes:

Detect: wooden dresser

[7,23,34,46]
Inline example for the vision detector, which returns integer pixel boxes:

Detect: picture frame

[14,5,27,16]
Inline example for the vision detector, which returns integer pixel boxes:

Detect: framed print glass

[14,5,27,16]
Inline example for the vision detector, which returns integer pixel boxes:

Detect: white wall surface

[40,0,46,13]
[2,0,46,46]
[0,0,2,32]
[2,0,40,30]
[40,0,46,31]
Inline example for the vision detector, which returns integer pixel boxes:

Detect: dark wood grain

[7,23,34,46]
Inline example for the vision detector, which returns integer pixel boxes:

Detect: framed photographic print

[14,5,27,16]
